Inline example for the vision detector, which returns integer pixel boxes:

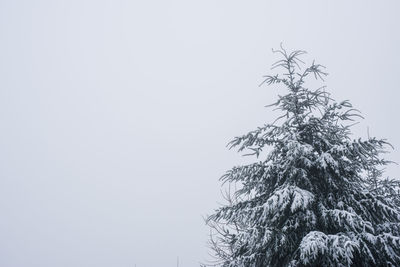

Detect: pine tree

[206,46,400,266]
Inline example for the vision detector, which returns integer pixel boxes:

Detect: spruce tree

[206,46,400,266]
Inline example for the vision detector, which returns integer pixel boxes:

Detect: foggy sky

[0,0,399,266]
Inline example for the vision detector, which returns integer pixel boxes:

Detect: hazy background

[0,0,399,266]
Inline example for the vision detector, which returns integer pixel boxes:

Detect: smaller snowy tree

[206,46,400,266]
[366,165,400,207]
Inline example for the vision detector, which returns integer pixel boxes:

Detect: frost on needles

[205,46,400,267]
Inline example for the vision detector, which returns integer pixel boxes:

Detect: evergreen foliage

[206,46,400,266]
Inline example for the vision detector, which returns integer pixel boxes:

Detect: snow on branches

[205,45,400,267]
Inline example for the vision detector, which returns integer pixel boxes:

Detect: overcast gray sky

[0,0,399,266]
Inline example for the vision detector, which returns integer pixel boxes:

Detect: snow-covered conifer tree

[206,46,400,266]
